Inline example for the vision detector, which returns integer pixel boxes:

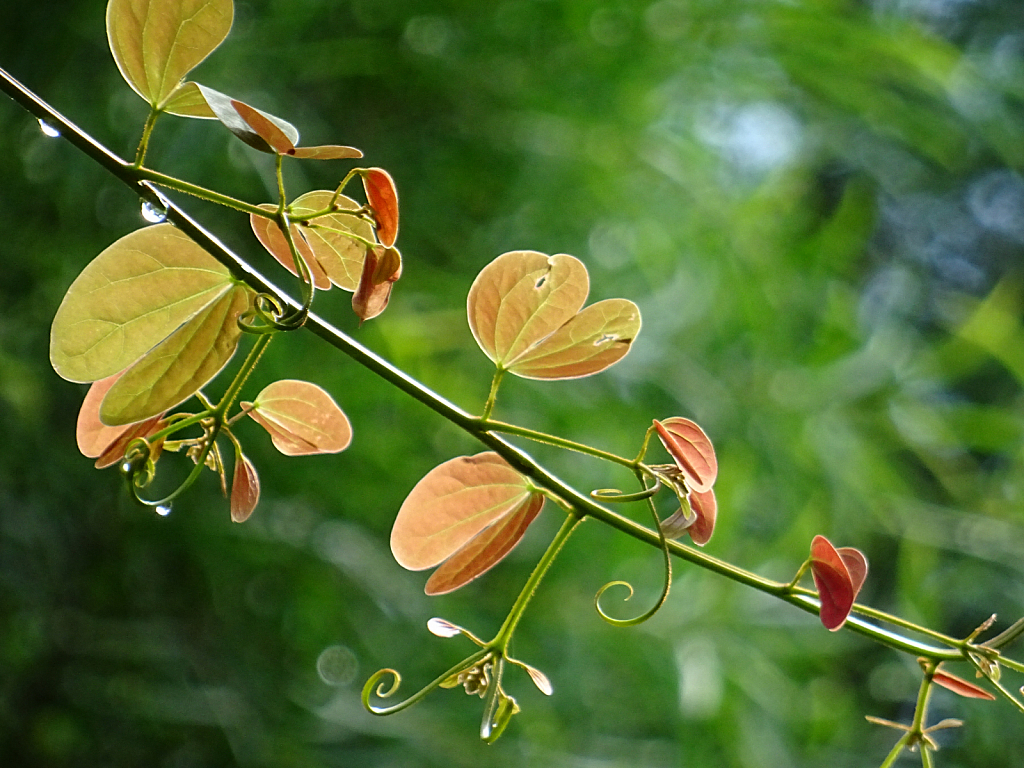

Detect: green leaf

[106,0,233,109]
[50,223,235,384]
[291,191,374,291]
[99,284,252,425]
[161,81,217,118]
[242,380,352,456]
[391,452,541,572]
[195,84,299,153]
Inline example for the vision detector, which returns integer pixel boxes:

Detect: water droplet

[141,200,167,223]
[155,504,172,517]
[37,118,60,138]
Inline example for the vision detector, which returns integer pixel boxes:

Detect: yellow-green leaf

[391,452,537,571]
[291,191,374,291]
[106,0,233,109]
[99,284,252,425]
[242,379,352,456]
[251,206,332,290]
[161,81,217,118]
[50,224,234,384]
[506,298,641,379]
[467,251,589,368]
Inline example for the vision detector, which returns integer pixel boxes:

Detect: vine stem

[0,65,1009,667]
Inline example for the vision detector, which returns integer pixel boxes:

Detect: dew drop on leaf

[37,118,60,138]
[155,504,172,517]
[141,200,167,223]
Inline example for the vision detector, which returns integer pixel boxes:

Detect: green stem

[481,369,504,421]
[217,333,275,417]
[137,166,271,217]
[134,108,159,167]
[483,418,637,469]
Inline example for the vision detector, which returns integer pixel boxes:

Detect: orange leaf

[391,452,539,572]
[243,380,352,456]
[352,246,402,323]
[231,99,295,154]
[251,207,331,290]
[932,669,997,701]
[424,493,543,595]
[230,452,260,523]
[362,168,399,247]
[809,535,859,631]
[686,488,717,546]
[654,417,717,493]
[288,145,363,160]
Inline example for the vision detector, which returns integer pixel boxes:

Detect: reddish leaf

[288,145,363,160]
[837,546,869,596]
[352,245,402,323]
[231,99,295,154]
[362,168,399,247]
[654,417,717,493]
[932,669,997,701]
[686,488,717,546]
[195,84,299,153]
[391,452,539,572]
[424,493,544,595]
[251,207,331,290]
[809,535,859,631]
[243,380,352,456]
[230,452,260,523]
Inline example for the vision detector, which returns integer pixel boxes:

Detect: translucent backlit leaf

[231,99,295,154]
[195,84,299,153]
[686,488,717,546]
[426,618,463,638]
[506,298,640,379]
[521,663,554,696]
[654,417,718,493]
[161,81,216,118]
[243,379,352,456]
[809,535,867,631]
[837,546,869,596]
[291,191,374,291]
[352,246,402,323]
[424,493,543,595]
[230,451,259,523]
[932,669,997,700]
[106,0,233,108]
[391,452,537,571]
[467,251,589,367]
[50,224,234,384]
[77,374,164,467]
[288,145,363,160]
[362,168,399,247]
[99,284,252,425]
[251,207,331,290]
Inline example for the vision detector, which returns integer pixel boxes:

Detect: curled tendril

[121,420,220,512]
[590,478,661,503]
[238,292,307,334]
[361,649,489,717]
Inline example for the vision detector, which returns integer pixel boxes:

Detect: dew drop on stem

[155,504,172,517]
[141,200,167,223]
[37,118,60,138]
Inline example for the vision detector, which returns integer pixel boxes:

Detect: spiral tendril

[361,649,489,717]
[590,479,661,503]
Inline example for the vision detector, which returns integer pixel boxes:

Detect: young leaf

[99,284,252,425]
[161,82,217,118]
[251,207,332,290]
[288,145,363,160]
[106,0,233,109]
[362,168,399,247]
[654,417,718,493]
[195,84,299,153]
[288,191,375,291]
[391,452,541,572]
[243,380,352,456]
[77,374,164,467]
[932,669,997,701]
[426,618,464,638]
[50,224,235,384]
[352,246,402,323]
[809,535,867,631]
[837,546,869,596]
[686,488,717,546]
[231,99,295,154]
[424,493,544,595]
[230,451,260,523]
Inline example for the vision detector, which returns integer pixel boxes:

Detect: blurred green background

[3,0,1024,765]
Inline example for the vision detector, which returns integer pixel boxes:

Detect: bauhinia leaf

[161,81,217,118]
[686,488,717,546]
[932,668,997,700]
[50,223,235,384]
[195,84,299,153]
[99,284,252,425]
[77,374,164,468]
[288,145,363,160]
[424,493,543,595]
[106,0,233,109]
[391,453,544,580]
[231,99,295,154]
[352,246,402,323]
[251,207,331,290]
[242,380,352,456]
[291,191,374,291]
[809,535,868,631]
[654,417,718,493]
[467,250,641,379]
[230,451,260,523]
[362,168,399,247]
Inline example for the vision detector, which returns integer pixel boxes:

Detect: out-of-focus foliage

[2,0,1024,765]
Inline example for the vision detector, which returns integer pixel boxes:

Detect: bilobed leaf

[77,374,164,467]
[467,251,589,367]
[243,379,352,456]
[837,546,869,595]
[352,246,402,323]
[809,535,859,631]
[230,451,260,523]
[106,0,233,109]
[654,417,718,493]
[362,168,399,247]
[291,191,374,291]
[424,493,543,595]
[686,488,717,546]
[195,84,299,153]
[506,298,641,379]
[50,224,235,384]
[288,145,363,160]
[161,81,217,118]
[99,283,252,425]
[251,207,331,290]
[391,452,537,571]
[232,99,295,154]
[932,669,997,701]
